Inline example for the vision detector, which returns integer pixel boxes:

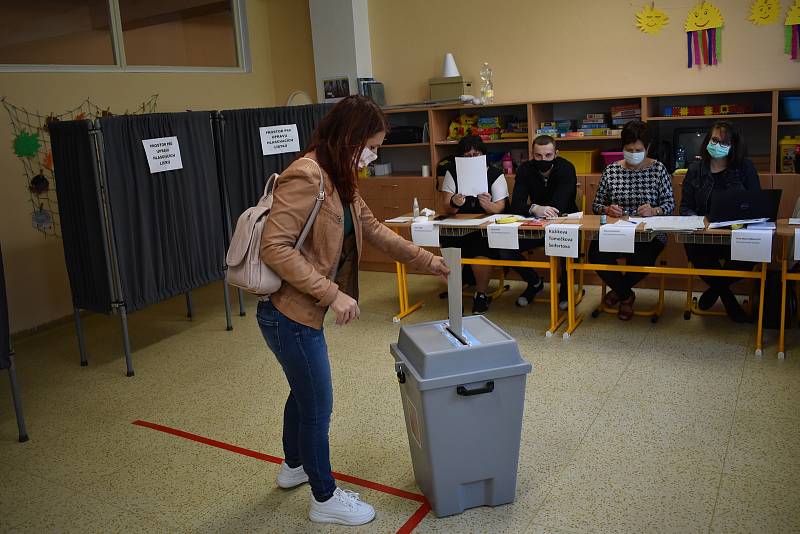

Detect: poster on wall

[323,76,351,102]
[635,3,669,34]
[685,1,724,68]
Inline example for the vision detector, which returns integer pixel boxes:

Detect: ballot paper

[454,155,488,197]
[487,222,522,249]
[435,215,496,227]
[411,221,440,247]
[545,224,580,258]
[599,222,636,253]
[747,222,776,230]
[546,211,583,220]
[795,229,800,261]
[384,216,415,223]
[789,218,800,225]
[730,229,773,262]
[708,218,768,229]
[643,216,706,231]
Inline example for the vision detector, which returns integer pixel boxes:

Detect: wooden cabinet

[773,174,800,218]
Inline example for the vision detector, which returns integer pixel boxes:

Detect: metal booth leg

[7,353,29,443]
[223,280,234,331]
[73,308,88,367]
[118,305,135,377]
[185,291,194,320]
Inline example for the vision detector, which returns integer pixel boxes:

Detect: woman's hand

[428,256,451,283]
[477,192,493,212]
[451,193,466,207]
[606,204,624,218]
[330,291,360,325]
[637,203,656,217]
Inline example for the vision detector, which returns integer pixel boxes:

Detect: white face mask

[357,147,378,169]
[623,150,646,166]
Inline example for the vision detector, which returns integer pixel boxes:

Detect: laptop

[708,189,782,222]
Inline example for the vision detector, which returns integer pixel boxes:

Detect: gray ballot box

[389,248,532,517]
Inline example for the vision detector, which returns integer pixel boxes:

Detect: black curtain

[0,245,9,370]
[219,103,333,224]
[49,120,114,314]
[99,112,226,313]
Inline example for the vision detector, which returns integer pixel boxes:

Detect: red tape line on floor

[132,420,431,532]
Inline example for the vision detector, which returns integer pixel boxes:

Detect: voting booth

[390,249,532,517]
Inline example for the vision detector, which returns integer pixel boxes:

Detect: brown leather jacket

[260,156,435,329]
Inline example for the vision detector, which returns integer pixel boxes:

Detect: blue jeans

[256,300,336,501]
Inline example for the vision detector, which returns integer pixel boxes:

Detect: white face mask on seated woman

[623,150,646,165]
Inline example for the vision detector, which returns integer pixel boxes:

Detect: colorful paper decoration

[786,0,800,60]
[13,131,41,157]
[749,0,780,26]
[636,3,669,34]
[685,2,724,68]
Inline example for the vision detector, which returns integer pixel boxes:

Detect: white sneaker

[309,487,376,526]
[276,462,308,489]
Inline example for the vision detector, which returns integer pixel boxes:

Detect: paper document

[546,211,583,220]
[747,222,776,230]
[708,218,768,229]
[435,215,495,227]
[730,229,773,262]
[454,155,488,197]
[643,216,706,231]
[599,223,636,253]
[487,222,522,249]
[545,224,580,258]
[442,247,466,344]
[789,218,800,225]
[613,219,638,225]
[795,229,800,261]
[384,216,414,223]
[410,221,440,247]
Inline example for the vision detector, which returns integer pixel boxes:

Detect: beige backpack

[225,157,325,295]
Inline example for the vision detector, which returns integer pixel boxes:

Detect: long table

[385,214,770,355]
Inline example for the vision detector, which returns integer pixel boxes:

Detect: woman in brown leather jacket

[258,95,449,526]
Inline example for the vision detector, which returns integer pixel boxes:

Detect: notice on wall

[731,229,773,262]
[599,223,636,253]
[142,136,183,173]
[411,221,440,247]
[487,222,522,250]
[545,224,580,258]
[259,124,300,155]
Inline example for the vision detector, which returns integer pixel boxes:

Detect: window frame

[0,0,251,73]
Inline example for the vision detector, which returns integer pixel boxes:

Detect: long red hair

[304,95,389,203]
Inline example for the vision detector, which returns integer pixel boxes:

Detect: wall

[368,0,800,105]
[267,0,317,105]
[0,0,316,334]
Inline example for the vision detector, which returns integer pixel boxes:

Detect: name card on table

[411,221,440,247]
[259,124,300,155]
[599,223,635,253]
[545,224,580,258]
[141,136,183,173]
[730,229,773,262]
[487,222,522,249]
[796,229,800,261]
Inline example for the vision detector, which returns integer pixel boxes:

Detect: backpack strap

[294,157,326,250]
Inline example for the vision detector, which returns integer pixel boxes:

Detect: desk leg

[779,237,788,360]
[546,256,566,337]
[391,229,424,323]
[563,257,583,339]
[755,262,766,357]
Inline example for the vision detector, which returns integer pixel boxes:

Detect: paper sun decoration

[636,4,669,34]
[749,0,780,25]
[685,1,724,68]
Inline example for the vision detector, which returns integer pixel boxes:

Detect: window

[0,0,249,71]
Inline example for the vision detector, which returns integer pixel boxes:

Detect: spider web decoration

[2,95,159,238]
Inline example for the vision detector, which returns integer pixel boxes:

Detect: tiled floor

[1,271,799,533]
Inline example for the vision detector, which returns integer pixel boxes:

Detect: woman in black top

[680,121,760,322]
[439,135,509,314]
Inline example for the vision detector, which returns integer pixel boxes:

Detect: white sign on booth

[545,224,580,258]
[731,229,773,262]
[141,136,183,173]
[259,124,300,155]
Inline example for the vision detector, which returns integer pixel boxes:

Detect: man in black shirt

[502,135,578,309]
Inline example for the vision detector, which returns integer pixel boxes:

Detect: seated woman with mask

[439,135,509,314]
[589,120,674,321]
[680,121,760,322]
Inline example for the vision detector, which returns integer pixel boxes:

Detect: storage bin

[559,149,599,173]
[780,96,800,121]
[600,151,623,168]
